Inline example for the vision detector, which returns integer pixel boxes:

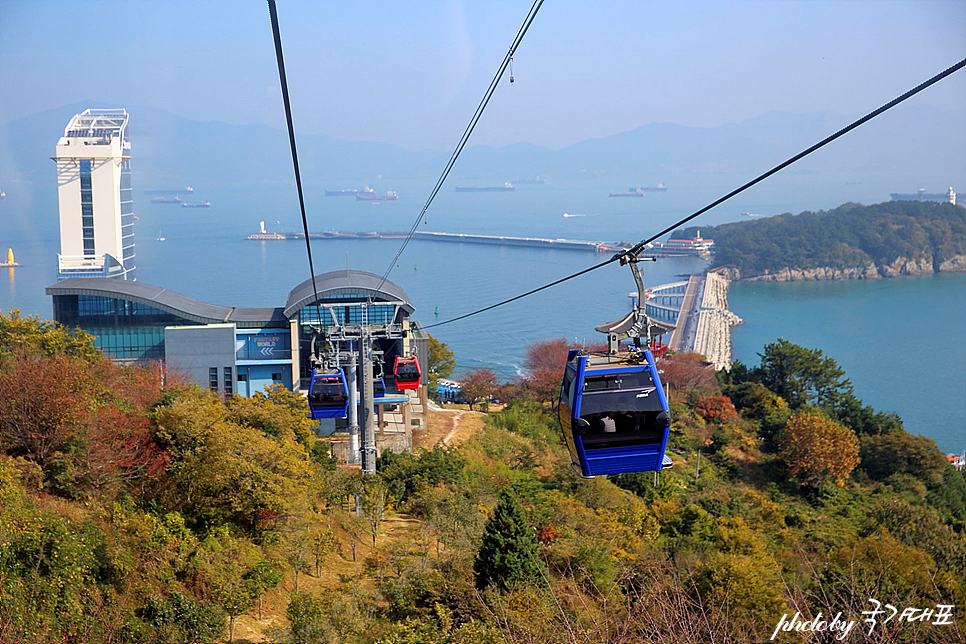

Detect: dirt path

[414,406,488,449]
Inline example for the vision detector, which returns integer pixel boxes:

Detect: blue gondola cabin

[558,349,672,477]
[307,368,350,419]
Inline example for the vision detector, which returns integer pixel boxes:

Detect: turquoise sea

[1,173,964,452]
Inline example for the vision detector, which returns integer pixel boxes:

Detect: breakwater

[247,229,633,253]
[663,270,742,371]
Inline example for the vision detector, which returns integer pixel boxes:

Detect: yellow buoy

[2,248,21,267]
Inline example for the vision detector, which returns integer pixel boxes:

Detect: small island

[680,201,966,281]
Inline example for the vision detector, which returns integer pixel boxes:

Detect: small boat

[157,229,165,241]
[181,200,211,208]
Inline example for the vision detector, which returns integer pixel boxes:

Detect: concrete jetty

[653,269,742,370]
[246,229,634,253]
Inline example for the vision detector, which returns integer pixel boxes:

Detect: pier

[247,229,634,253]
[643,270,742,370]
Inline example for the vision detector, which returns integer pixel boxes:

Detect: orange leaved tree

[779,409,859,487]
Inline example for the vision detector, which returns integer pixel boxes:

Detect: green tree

[474,488,544,591]
[427,335,456,398]
[756,339,853,409]
[779,409,859,487]
[361,478,391,546]
[427,335,456,379]
[287,592,329,644]
[0,309,99,360]
[242,560,283,620]
[859,432,949,484]
[211,575,254,642]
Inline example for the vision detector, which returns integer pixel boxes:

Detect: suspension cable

[374,0,545,295]
[423,57,966,330]
[268,0,321,307]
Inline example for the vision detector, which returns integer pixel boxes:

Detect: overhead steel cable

[268,0,321,307]
[374,0,545,295]
[423,57,966,330]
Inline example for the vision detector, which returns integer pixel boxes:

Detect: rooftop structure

[54,109,135,280]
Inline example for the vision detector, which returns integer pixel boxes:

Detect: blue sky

[1,0,964,150]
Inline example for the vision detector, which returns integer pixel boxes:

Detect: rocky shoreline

[718,254,966,282]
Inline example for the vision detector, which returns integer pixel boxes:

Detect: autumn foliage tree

[779,409,860,487]
[460,367,498,411]
[521,338,571,404]
[658,351,718,398]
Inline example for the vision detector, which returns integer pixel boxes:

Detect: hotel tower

[54,109,135,280]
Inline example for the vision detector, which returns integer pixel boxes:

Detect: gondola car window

[311,377,345,402]
[583,372,654,392]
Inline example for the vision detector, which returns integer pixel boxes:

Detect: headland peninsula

[680,201,966,282]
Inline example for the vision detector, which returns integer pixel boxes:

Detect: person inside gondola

[617,410,640,432]
[598,414,617,433]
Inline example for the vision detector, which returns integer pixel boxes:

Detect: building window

[209,367,218,392]
[271,372,282,382]
[79,159,95,256]
[224,367,233,395]
[237,374,248,382]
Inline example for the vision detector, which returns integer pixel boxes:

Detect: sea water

[1,174,963,452]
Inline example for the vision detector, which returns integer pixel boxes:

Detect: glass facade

[53,294,199,361]
[119,155,135,276]
[299,300,396,329]
[79,159,95,256]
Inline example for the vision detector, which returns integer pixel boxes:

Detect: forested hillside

[676,201,966,280]
[1,312,964,643]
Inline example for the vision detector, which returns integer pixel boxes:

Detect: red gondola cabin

[393,355,421,390]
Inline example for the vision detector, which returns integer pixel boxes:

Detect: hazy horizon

[2,0,964,152]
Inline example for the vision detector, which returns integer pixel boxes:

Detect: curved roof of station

[46,279,288,328]
[284,270,415,319]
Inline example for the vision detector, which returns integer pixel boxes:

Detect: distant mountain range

[1,100,963,194]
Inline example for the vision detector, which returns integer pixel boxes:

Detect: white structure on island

[54,109,135,280]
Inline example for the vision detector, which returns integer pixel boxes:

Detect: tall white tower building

[54,109,135,280]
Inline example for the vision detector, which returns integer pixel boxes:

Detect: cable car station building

[46,270,428,454]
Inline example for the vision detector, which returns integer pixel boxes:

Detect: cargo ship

[356,190,398,201]
[181,200,210,208]
[609,187,645,197]
[641,232,714,258]
[641,183,667,191]
[890,187,957,204]
[151,196,182,204]
[455,183,515,192]
[511,177,546,184]
[144,186,193,194]
[325,188,361,196]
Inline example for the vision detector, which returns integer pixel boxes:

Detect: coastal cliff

[735,254,966,282]
[679,201,966,283]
